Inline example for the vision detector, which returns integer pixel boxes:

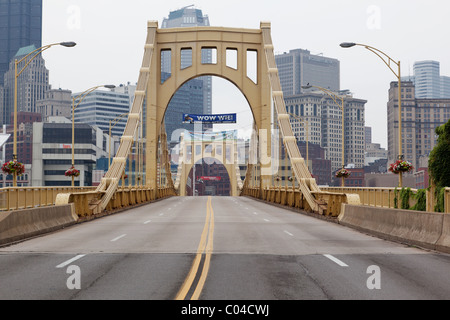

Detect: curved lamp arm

[16,42,76,77]
[340,42,400,79]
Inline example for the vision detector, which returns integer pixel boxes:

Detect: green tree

[428,118,450,211]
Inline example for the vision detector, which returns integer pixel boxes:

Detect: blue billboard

[183,113,237,124]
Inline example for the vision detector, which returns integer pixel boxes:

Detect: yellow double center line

[175,196,215,300]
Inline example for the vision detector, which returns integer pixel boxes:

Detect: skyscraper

[275,49,340,96]
[2,45,50,125]
[275,48,356,177]
[403,60,450,99]
[284,92,366,173]
[161,5,210,28]
[74,89,130,137]
[161,6,213,141]
[414,61,441,99]
[387,80,450,170]
[0,0,42,86]
[36,88,73,122]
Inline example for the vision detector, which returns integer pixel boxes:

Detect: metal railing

[0,186,96,211]
[242,185,359,217]
[446,188,450,213]
[3,185,448,215]
[66,186,175,218]
[320,187,418,209]
[244,185,450,214]
[321,186,450,214]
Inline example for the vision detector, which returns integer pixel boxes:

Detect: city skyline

[40,0,450,149]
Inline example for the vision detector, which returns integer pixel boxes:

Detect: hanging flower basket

[122,174,128,179]
[335,168,350,178]
[275,175,281,182]
[2,160,25,176]
[287,176,294,182]
[65,166,80,177]
[388,160,414,174]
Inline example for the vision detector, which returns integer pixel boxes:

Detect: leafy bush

[400,187,413,210]
[434,187,446,212]
[393,187,419,210]
[394,187,398,209]
[428,119,450,212]
[429,120,450,190]
[411,189,426,211]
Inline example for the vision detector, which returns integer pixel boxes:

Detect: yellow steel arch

[174,132,242,197]
[146,22,273,194]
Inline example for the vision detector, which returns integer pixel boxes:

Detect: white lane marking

[263,219,270,222]
[144,220,152,224]
[56,254,86,268]
[284,230,294,236]
[253,212,258,215]
[323,254,349,267]
[159,213,164,216]
[111,234,127,242]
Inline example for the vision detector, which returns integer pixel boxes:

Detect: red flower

[65,167,80,177]
[389,160,414,174]
[335,168,350,178]
[2,160,25,176]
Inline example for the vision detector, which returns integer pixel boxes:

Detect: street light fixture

[340,42,404,187]
[302,84,347,186]
[339,42,356,48]
[60,42,77,48]
[12,41,76,186]
[71,84,116,186]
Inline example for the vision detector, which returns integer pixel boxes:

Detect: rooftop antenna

[181,4,195,10]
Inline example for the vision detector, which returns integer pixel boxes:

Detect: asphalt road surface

[1,196,450,302]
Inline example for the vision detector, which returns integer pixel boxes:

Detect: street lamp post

[71,85,116,186]
[302,85,346,186]
[12,41,76,186]
[287,112,310,172]
[340,42,403,187]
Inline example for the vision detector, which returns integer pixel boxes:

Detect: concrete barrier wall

[0,204,77,246]
[437,214,450,253]
[338,204,450,254]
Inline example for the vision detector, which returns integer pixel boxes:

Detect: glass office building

[403,60,450,99]
[73,90,130,137]
[275,49,340,96]
[0,0,42,86]
[161,6,212,141]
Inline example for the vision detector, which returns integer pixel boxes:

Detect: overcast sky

[42,0,450,148]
